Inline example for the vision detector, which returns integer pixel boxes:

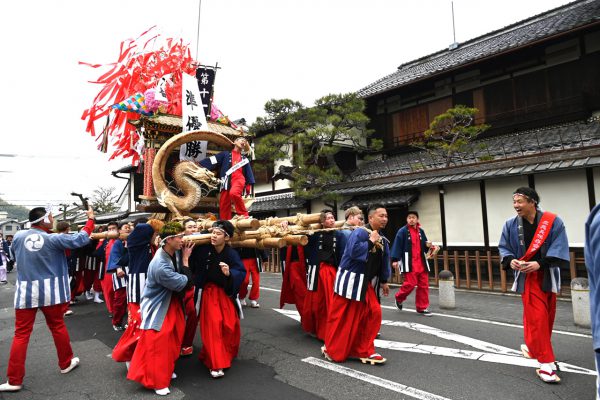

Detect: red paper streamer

[81,27,197,163]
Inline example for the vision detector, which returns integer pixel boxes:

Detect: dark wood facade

[366,28,600,150]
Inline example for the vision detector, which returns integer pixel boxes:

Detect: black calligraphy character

[186,116,202,131]
[186,90,198,110]
[184,141,204,158]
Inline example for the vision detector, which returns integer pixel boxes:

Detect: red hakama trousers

[70,270,85,300]
[111,288,127,326]
[395,270,430,312]
[127,298,185,390]
[301,289,319,335]
[315,263,336,340]
[522,270,556,363]
[6,303,74,385]
[239,258,260,301]
[101,272,114,314]
[301,262,337,339]
[280,261,308,316]
[83,267,102,293]
[199,283,240,370]
[181,287,198,348]
[324,285,381,362]
[112,303,142,362]
[219,178,248,220]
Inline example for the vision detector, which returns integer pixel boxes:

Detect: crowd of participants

[3,184,600,395]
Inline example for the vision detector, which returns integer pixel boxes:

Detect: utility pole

[59,204,69,221]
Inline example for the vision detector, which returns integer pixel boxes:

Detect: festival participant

[342,206,364,229]
[0,206,95,392]
[0,234,9,284]
[107,222,131,330]
[303,210,347,340]
[237,247,268,308]
[127,222,192,396]
[55,222,78,316]
[498,187,569,384]
[321,204,391,365]
[279,241,308,317]
[199,136,255,220]
[4,235,14,273]
[112,219,163,364]
[180,218,200,357]
[81,227,103,302]
[189,220,246,378]
[585,203,600,398]
[390,211,433,316]
[100,221,119,315]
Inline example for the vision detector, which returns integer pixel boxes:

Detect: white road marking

[381,320,521,356]
[380,305,591,338]
[275,309,596,376]
[302,357,453,400]
[374,339,596,376]
[262,282,591,338]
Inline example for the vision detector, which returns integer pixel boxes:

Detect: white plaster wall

[535,170,588,245]
[485,176,528,246]
[444,181,485,246]
[412,186,442,243]
[273,151,292,190]
[253,182,272,195]
[310,198,329,215]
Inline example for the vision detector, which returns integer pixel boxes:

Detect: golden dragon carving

[152,130,234,218]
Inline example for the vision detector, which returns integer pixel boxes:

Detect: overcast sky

[0,0,573,214]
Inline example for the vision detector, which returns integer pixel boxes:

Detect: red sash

[519,212,556,262]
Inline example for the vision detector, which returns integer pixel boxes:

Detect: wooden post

[570,251,577,280]
[487,250,494,290]
[475,250,482,290]
[453,251,460,288]
[500,268,507,293]
[464,250,471,289]
[443,250,449,271]
[434,255,440,285]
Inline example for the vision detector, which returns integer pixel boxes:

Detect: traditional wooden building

[254,0,600,293]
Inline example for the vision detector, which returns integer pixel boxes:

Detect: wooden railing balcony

[263,247,587,298]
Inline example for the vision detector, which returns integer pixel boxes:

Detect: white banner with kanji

[180,73,209,162]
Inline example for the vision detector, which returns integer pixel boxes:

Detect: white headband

[30,204,53,225]
[159,233,185,246]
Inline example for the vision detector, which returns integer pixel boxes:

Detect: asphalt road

[0,271,595,400]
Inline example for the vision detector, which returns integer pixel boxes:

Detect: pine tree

[252,93,382,200]
[412,105,490,168]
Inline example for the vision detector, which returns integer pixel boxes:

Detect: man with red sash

[499,187,569,384]
[199,136,255,220]
[585,203,600,398]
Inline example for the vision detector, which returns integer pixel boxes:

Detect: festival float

[80,28,346,248]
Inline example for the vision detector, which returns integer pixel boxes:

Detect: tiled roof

[348,119,600,182]
[248,192,306,213]
[331,119,600,195]
[341,191,419,209]
[358,0,600,98]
